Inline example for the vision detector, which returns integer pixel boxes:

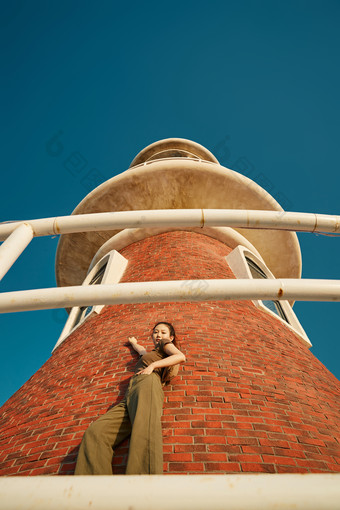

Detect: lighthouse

[0,138,339,480]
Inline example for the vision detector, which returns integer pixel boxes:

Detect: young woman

[74,322,186,475]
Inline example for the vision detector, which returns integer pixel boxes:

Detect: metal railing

[1,211,340,504]
[0,474,339,510]
[1,209,340,311]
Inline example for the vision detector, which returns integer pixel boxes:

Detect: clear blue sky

[1,0,339,406]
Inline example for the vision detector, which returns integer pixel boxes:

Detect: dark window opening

[245,257,289,323]
[76,263,107,325]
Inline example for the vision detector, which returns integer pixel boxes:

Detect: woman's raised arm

[128,336,147,356]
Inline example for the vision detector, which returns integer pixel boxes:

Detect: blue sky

[1,0,339,406]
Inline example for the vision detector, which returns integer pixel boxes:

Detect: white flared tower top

[55,138,301,288]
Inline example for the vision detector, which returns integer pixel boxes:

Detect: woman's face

[152,323,173,346]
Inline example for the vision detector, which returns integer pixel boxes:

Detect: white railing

[1,209,340,239]
[0,279,340,314]
[0,474,339,510]
[1,214,340,504]
[0,223,34,281]
[0,209,340,311]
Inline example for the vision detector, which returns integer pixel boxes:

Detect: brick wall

[0,231,339,475]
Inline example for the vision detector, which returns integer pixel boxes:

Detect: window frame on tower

[226,245,311,346]
[53,250,128,351]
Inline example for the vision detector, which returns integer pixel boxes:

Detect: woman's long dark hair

[152,321,178,348]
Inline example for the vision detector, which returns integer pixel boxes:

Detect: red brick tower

[0,139,339,476]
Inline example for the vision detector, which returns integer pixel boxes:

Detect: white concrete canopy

[56,139,301,288]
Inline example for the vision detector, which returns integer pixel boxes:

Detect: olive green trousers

[74,373,164,475]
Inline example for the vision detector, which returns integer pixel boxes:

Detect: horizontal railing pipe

[0,279,340,314]
[0,209,340,240]
[0,474,339,510]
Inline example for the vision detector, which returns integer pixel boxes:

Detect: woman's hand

[136,363,155,376]
[128,336,147,356]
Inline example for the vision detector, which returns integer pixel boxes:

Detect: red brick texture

[0,231,339,476]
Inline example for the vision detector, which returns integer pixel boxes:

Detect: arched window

[226,246,310,346]
[53,250,128,351]
[245,256,289,323]
[74,262,107,325]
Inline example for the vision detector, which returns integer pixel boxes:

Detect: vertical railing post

[0,223,34,281]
